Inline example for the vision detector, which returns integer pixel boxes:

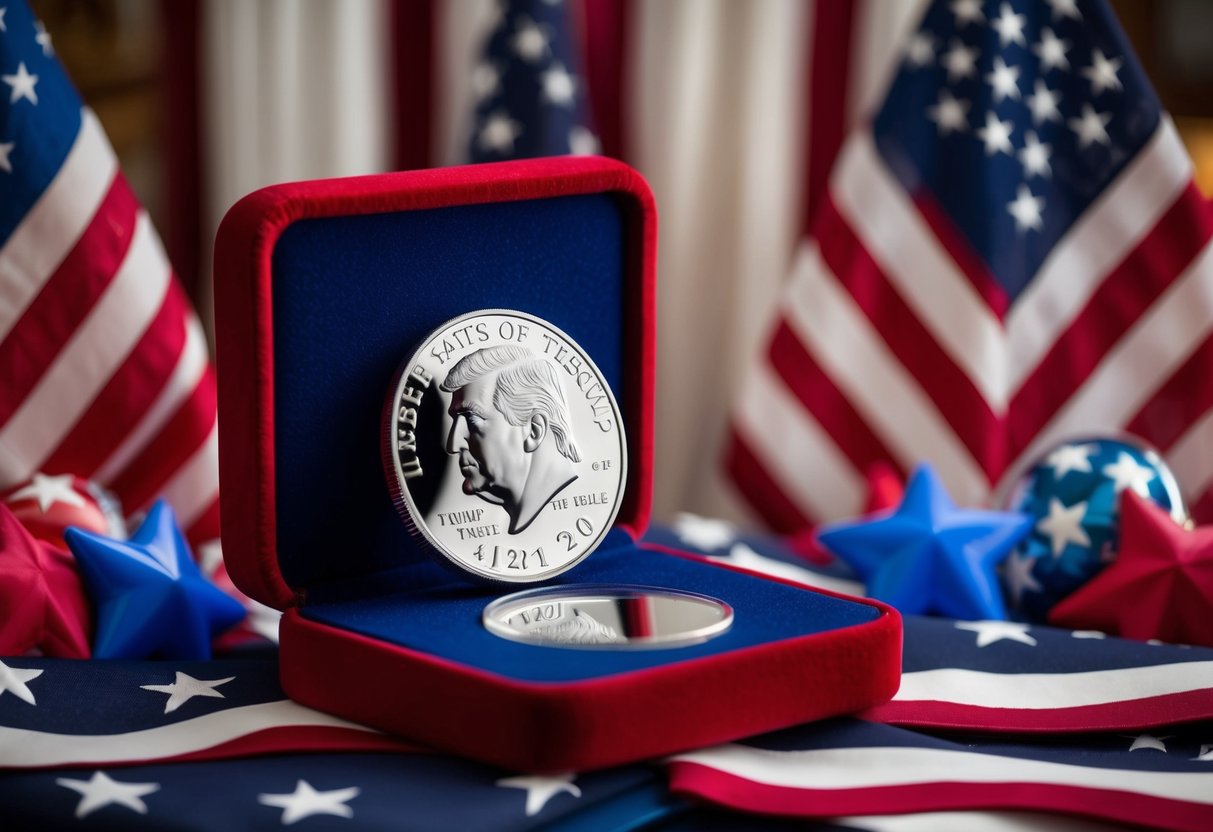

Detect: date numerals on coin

[472,544,549,571]
[556,517,595,552]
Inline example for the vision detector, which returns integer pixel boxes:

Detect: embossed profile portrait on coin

[441,345,580,534]
[384,310,626,583]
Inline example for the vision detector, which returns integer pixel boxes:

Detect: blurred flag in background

[169,1,1213,531]
[0,0,219,545]
[467,0,599,161]
[726,0,1213,531]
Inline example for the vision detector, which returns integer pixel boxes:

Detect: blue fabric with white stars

[817,464,1034,620]
[1004,436,1183,621]
[468,0,598,161]
[874,0,1159,299]
[0,0,80,250]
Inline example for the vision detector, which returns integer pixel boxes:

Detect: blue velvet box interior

[271,191,880,683]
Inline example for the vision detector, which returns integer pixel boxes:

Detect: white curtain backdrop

[200,0,924,527]
[202,0,393,272]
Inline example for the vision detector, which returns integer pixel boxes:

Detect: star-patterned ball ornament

[817,464,1033,620]
[3,472,125,550]
[1001,436,1185,622]
[64,500,245,660]
[1049,491,1213,647]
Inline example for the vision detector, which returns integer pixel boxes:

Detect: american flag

[726,0,1213,532]
[0,1,219,545]
[655,518,1213,831]
[669,718,1213,832]
[0,656,666,830]
[4,520,1213,829]
[468,0,600,162]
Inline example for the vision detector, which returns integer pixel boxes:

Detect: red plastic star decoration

[0,503,92,658]
[1050,491,1213,647]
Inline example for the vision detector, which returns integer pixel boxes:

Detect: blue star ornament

[818,465,1033,619]
[64,500,245,659]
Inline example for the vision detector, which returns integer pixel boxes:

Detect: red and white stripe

[668,741,1213,832]
[0,108,221,544]
[728,87,1213,529]
[863,659,1213,733]
[0,699,414,770]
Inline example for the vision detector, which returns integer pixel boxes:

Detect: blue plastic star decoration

[64,500,245,660]
[1002,437,1184,622]
[817,465,1033,620]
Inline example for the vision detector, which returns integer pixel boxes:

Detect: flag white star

[977,111,1014,156]
[1003,550,1042,606]
[472,62,501,101]
[1128,734,1169,753]
[1102,451,1156,497]
[1071,630,1107,639]
[1037,497,1091,557]
[1033,27,1071,72]
[1193,744,1213,762]
[674,513,737,551]
[955,620,1038,647]
[927,89,970,135]
[141,671,235,714]
[3,61,39,105]
[905,31,936,68]
[497,773,581,816]
[6,471,86,513]
[258,780,360,825]
[540,61,576,106]
[510,16,549,62]
[35,20,54,56]
[0,660,43,706]
[1018,131,1052,178]
[0,7,6,32]
[1082,49,1123,95]
[1047,0,1082,20]
[1026,79,1063,124]
[56,771,160,819]
[1068,103,1112,148]
[992,2,1027,48]
[0,140,12,174]
[1046,443,1096,478]
[478,110,522,154]
[985,56,1022,102]
[950,0,984,27]
[941,39,979,81]
[1008,184,1045,232]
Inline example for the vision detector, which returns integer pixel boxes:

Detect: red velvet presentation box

[213,157,901,772]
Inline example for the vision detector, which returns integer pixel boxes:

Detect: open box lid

[213,157,656,611]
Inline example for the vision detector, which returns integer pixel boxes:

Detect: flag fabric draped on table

[726,0,1213,532]
[4,520,1213,829]
[0,1,219,545]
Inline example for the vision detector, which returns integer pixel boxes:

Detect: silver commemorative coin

[384,310,627,583]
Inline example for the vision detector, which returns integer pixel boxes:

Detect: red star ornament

[0,503,92,658]
[1050,490,1213,647]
